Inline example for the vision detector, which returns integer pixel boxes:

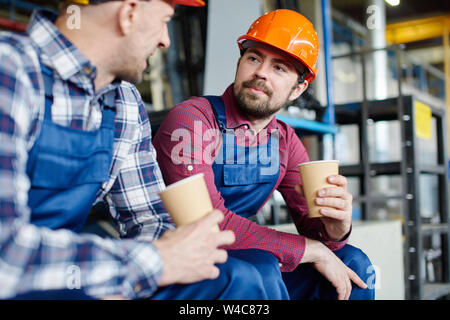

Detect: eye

[247,55,260,63]
[274,64,287,73]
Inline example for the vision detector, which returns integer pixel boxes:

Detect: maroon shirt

[153,84,348,272]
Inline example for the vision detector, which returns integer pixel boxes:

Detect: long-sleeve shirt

[0,10,174,299]
[153,85,349,272]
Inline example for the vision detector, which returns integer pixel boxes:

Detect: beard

[234,79,292,119]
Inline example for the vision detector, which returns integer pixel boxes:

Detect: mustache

[242,79,273,97]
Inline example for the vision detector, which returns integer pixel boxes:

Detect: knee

[337,245,376,300]
[228,249,281,277]
[218,257,268,299]
[244,249,280,274]
[336,245,374,279]
[220,257,262,284]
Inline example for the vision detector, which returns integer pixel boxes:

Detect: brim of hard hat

[237,36,317,83]
[174,0,205,6]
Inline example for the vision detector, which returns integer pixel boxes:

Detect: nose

[253,61,270,80]
[158,24,171,49]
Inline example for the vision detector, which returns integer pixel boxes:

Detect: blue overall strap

[40,65,54,121]
[203,95,229,132]
[25,64,55,174]
[204,95,236,164]
[99,90,117,111]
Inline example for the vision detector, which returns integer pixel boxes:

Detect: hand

[295,174,352,241]
[302,238,367,300]
[153,210,235,287]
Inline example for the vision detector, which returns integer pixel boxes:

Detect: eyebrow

[246,48,294,70]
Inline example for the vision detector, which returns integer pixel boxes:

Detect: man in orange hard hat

[0,0,274,300]
[154,9,376,300]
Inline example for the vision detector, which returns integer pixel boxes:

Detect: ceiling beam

[386,15,450,44]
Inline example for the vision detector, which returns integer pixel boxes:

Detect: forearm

[0,216,163,299]
[0,115,163,299]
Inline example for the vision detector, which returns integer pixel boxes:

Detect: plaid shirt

[0,10,174,299]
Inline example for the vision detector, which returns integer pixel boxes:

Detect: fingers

[317,186,352,202]
[215,230,235,247]
[337,266,369,300]
[213,249,228,264]
[336,284,347,300]
[316,196,347,211]
[200,209,224,228]
[335,273,352,300]
[205,265,220,280]
[316,181,353,215]
[327,175,348,187]
[347,266,368,289]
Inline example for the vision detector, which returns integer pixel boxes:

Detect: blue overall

[204,96,376,300]
[14,65,270,300]
[26,65,116,232]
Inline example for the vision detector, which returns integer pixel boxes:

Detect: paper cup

[297,160,339,218]
[159,173,219,232]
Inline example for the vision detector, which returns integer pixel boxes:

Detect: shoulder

[275,118,300,141]
[0,32,40,73]
[275,118,308,158]
[0,32,34,54]
[0,32,42,109]
[115,81,147,121]
[0,32,41,101]
[0,33,42,142]
[116,81,143,105]
[165,96,218,129]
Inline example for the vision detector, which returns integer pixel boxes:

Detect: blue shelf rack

[275,114,338,135]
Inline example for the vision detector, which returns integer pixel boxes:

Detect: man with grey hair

[0,0,271,300]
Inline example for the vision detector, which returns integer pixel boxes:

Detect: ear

[117,0,140,36]
[288,80,309,101]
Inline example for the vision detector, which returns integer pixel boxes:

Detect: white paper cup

[159,173,219,231]
[297,160,339,218]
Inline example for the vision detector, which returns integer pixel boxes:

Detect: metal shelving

[335,91,450,299]
[331,41,450,299]
[275,115,338,135]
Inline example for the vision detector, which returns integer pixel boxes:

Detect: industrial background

[1,0,450,300]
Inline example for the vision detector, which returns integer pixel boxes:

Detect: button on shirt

[153,85,349,272]
[0,10,173,299]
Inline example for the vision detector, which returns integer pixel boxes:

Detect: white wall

[271,220,405,299]
[203,0,262,95]
[349,220,405,300]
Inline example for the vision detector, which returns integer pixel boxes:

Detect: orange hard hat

[237,9,319,83]
[173,0,205,6]
[68,0,205,7]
